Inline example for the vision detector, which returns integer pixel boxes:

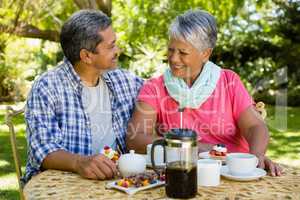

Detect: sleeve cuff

[31,142,67,170]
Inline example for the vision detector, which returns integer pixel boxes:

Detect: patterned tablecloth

[24,164,300,200]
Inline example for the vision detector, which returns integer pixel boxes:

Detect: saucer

[141,155,165,168]
[198,151,226,164]
[106,178,164,195]
[221,166,266,181]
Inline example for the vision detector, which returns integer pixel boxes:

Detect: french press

[151,128,198,199]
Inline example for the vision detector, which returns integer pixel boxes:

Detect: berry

[122,182,128,188]
[117,180,123,186]
[160,175,165,181]
[142,180,149,186]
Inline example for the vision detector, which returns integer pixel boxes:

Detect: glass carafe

[151,128,198,199]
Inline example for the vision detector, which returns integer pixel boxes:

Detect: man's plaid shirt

[23,58,143,184]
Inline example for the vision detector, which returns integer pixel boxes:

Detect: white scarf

[163,61,221,109]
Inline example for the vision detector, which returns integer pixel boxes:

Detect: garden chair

[5,106,25,200]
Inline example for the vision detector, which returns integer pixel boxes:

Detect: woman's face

[167,38,211,85]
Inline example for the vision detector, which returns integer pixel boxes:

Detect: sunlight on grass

[0,173,20,200]
[275,158,300,167]
[0,161,10,168]
[0,173,18,189]
[267,106,300,132]
[0,125,26,135]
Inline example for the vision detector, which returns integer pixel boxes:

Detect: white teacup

[226,153,258,176]
[147,144,164,165]
[197,159,222,186]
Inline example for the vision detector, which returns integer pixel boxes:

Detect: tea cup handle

[216,160,222,168]
[255,156,259,167]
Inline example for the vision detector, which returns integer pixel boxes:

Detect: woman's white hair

[169,9,217,52]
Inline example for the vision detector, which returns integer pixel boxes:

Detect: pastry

[101,146,120,162]
[209,144,227,160]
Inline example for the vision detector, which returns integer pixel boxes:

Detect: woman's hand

[257,155,283,176]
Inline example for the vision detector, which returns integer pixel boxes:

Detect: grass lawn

[0,108,27,200]
[0,104,299,200]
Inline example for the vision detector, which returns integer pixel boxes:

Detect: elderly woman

[127,9,282,176]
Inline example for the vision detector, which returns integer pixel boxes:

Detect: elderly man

[23,10,143,184]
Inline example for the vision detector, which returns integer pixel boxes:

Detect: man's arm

[126,102,214,154]
[126,102,159,154]
[26,81,117,180]
[42,150,117,180]
[238,106,282,176]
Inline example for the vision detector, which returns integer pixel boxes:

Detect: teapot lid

[165,128,197,141]
[118,150,146,165]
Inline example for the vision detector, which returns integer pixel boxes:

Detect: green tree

[112,0,245,76]
[0,0,112,41]
[210,0,300,105]
[0,0,246,84]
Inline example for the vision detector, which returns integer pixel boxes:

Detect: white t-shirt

[82,77,116,154]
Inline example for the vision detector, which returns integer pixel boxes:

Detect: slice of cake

[209,144,227,160]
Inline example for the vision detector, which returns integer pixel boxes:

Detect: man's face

[90,26,120,71]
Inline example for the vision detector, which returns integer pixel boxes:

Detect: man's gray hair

[60,9,112,65]
[169,9,217,52]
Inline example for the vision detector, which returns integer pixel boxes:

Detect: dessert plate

[220,165,267,181]
[106,179,164,195]
[198,151,226,164]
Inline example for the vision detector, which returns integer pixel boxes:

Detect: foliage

[0,0,246,101]
[211,0,300,105]
[0,35,24,102]
[112,0,245,77]
[0,0,299,105]
[0,35,60,101]
[0,0,77,40]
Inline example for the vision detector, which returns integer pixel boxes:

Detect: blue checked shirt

[23,58,143,184]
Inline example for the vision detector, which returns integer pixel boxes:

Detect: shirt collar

[62,57,114,94]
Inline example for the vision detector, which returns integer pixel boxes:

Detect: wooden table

[24,165,300,200]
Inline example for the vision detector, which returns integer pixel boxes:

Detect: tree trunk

[0,24,60,42]
[74,0,112,16]
[96,0,112,16]
[0,0,112,42]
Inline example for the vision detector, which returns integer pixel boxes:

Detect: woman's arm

[238,106,269,155]
[238,106,282,176]
[126,102,159,154]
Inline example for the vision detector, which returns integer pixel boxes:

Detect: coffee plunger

[151,128,198,199]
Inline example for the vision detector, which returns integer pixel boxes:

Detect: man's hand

[257,155,283,176]
[75,154,118,180]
